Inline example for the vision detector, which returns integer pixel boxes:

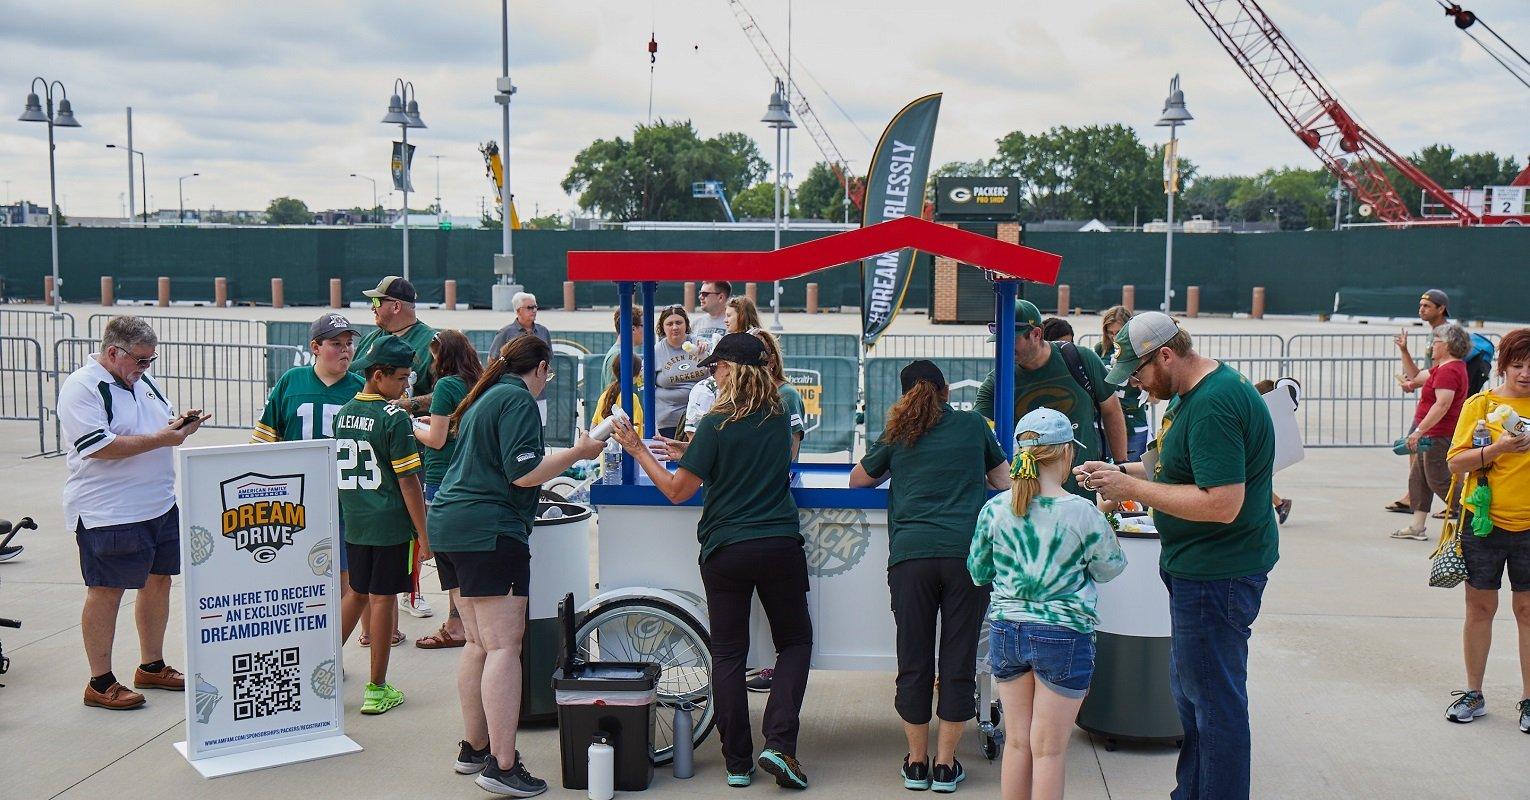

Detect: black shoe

[745,668,774,693]
[455,740,493,774]
[474,753,547,797]
[0,545,21,562]
[1275,498,1293,525]
[902,754,931,790]
[758,749,808,790]
[931,760,966,793]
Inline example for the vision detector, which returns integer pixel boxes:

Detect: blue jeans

[1127,426,1150,463]
[1161,570,1268,800]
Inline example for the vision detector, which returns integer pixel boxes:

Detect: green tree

[732,183,782,220]
[265,196,311,225]
[1378,144,1521,215]
[793,162,852,221]
[561,120,768,221]
[524,213,567,230]
[987,125,1185,224]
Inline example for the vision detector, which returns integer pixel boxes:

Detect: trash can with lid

[521,498,593,723]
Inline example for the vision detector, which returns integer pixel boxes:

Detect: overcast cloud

[0,0,1523,220]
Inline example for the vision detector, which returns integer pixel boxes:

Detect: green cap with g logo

[1104,311,1182,385]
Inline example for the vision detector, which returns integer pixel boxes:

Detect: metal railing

[1078,332,1288,361]
[871,334,992,359]
[87,313,266,347]
[50,338,304,452]
[0,336,46,454]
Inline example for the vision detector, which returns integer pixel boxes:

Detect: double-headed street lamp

[761,78,795,332]
[18,77,81,316]
[1154,74,1192,315]
[381,80,426,281]
[178,173,200,224]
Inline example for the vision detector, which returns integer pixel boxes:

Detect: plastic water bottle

[672,701,695,779]
[587,733,614,800]
[541,506,565,520]
[601,440,622,485]
[1472,420,1492,449]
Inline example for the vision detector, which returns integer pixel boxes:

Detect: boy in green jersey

[334,336,431,715]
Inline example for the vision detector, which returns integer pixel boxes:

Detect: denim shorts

[988,620,1096,699]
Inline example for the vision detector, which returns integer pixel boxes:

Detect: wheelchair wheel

[575,599,715,765]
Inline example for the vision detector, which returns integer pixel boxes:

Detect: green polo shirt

[421,375,469,486]
[861,405,1006,567]
[1152,363,1279,580]
[427,375,544,551]
[975,342,1115,498]
[679,409,800,564]
[352,321,437,397]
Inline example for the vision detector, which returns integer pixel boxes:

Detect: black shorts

[436,537,530,598]
[346,541,414,596]
[75,506,180,589]
[1461,516,1530,592]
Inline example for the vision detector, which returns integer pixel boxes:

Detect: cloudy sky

[1,0,1523,220]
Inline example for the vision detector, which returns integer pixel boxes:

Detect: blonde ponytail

[1009,440,1072,516]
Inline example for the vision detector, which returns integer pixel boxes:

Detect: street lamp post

[106,144,147,225]
[761,78,795,332]
[350,173,379,223]
[382,79,426,281]
[18,77,81,317]
[178,173,200,224]
[491,0,522,311]
[1154,74,1192,315]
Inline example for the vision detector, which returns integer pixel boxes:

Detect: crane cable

[1435,2,1530,90]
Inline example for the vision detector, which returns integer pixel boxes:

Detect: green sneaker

[360,682,404,715]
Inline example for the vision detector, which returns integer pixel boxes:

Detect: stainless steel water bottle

[672,701,695,779]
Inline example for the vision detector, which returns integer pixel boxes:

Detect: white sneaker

[399,594,434,618]
[1389,524,1428,541]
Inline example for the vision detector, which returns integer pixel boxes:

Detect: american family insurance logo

[220,473,308,563]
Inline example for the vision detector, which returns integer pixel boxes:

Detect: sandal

[1384,500,1411,514]
[359,630,407,648]
[416,624,468,649]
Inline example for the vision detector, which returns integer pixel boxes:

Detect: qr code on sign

[232,647,301,721]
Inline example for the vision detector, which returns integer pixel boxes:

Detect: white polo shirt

[58,355,177,531]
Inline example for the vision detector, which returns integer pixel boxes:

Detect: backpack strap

[1058,342,1110,458]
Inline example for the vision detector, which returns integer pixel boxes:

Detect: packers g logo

[220,472,308,563]
[801,508,870,577]
[948,187,973,203]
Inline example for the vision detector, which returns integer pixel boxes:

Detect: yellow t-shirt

[1448,391,1530,531]
[591,392,644,428]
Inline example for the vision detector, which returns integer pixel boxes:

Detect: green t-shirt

[861,405,1006,567]
[1152,363,1280,580]
[352,321,437,397]
[427,376,544,551]
[422,375,469,486]
[334,393,423,547]
[779,383,807,438]
[252,366,365,443]
[976,342,1115,498]
[1094,342,1148,432]
[678,409,801,564]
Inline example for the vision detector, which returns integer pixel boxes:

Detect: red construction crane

[1185,0,1480,226]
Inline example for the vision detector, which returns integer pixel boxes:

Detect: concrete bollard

[1186,286,1200,318]
[100,276,114,307]
[745,282,758,305]
[271,278,285,309]
[329,278,343,308]
[563,281,576,312]
[1056,285,1070,317]
[443,279,458,310]
[683,281,697,311]
[806,283,819,315]
[214,277,228,308]
[157,277,171,307]
[44,276,55,306]
[1251,287,1266,319]
[1122,285,1135,313]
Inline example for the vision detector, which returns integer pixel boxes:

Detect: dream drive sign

[860,93,942,347]
[174,439,359,778]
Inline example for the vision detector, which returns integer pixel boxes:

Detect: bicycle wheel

[575,599,715,764]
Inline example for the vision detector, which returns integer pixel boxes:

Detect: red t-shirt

[1415,359,1469,437]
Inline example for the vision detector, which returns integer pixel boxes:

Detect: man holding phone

[58,316,208,710]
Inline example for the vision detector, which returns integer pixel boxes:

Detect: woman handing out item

[609,332,813,791]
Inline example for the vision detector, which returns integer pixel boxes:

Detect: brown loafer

[84,681,146,709]
[133,664,186,691]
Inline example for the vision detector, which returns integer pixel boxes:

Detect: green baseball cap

[362,335,416,369]
[1104,311,1182,385]
[986,299,1044,342]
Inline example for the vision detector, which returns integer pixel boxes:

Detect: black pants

[700,536,814,773]
[888,557,991,724]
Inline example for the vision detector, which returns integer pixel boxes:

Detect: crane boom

[1185,0,1478,225]
[727,0,864,210]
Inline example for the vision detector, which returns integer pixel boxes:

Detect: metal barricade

[0,309,76,367]
[51,338,305,451]
[1214,355,1423,448]
[1285,332,1500,360]
[0,336,47,455]
[87,313,266,347]
[871,334,992,359]
[1078,333,1287,362]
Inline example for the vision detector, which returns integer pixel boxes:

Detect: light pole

[1330,156,1348,232]
[106,143,147,225]
[430,154,444,219]
[18,77,81,317]
[381,79,426,281]
[1154,74,1191,315]
[761,78,795,332]
[349,173,379,222]
[178,173,199,224]
[491,0,521,311]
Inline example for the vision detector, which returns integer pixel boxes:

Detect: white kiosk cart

[567,216,1063,762]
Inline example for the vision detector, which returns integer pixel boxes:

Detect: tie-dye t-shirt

[968,492,1127,634]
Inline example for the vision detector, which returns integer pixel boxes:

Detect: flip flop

[358,630,407,648]
[415,624,467,649]
[1384,501,1411,513]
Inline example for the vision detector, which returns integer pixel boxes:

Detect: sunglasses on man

[111,346,157,368]
[986,322,1036,336]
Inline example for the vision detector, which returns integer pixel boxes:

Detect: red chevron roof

[565,215,1061,284]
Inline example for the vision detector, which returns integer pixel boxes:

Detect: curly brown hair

[881,380,946,447]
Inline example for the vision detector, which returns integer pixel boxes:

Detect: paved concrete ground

[3,306,1529,798]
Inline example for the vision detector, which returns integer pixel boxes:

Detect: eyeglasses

[698,291,718,298]
[113,347,157,368]
[521,305,539,311]
[986,322,1036,336]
